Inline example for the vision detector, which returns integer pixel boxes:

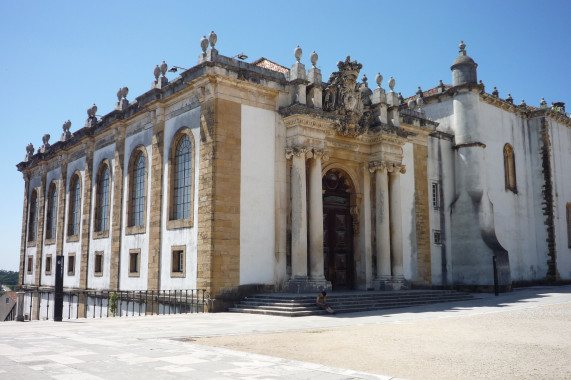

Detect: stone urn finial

[310,51,318,67]
[492,86,499,97]
[416,96,424,108]
[459,40,466,53]
[200,35,208,53]
[398,92,404,104]
[416,86,423,97]
[375,73,383,88]
[408,99,415,109]
[116,88,122,101]
[91,104,97,116]
[362,74,368,87]
[25,143,34,161]
[42,134,50,145]
[160,61,168,77]
[121,87,129,99]
[208,31,217,48]
[294,45,302,63]
[63,120,71,133]
[540,97,547,108]
[388,76,395,92]
[153,65,161,80]
[520,99,527,108]
[506,93,513,104]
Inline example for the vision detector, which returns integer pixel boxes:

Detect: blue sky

[1,0,569,272]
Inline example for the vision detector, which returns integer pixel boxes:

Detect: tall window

[95,164,110,232]
[68,174,81,236]
[45,182,57,240]
[130,151,146,227]
[504,144,517,193]
[28,190,38,242]
[173,134,192,220]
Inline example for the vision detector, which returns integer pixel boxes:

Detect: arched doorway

[322,169,354,290]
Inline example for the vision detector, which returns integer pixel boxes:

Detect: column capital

[285,145,312,160]
[389,163,406,174]
[368,160,388,173]
[312,148,329,162]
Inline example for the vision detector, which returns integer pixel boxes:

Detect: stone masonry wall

[197,98,241,303]
[414,143,432,285]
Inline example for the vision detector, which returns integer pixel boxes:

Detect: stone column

[55,159,68,272]
[18,174,30,286]
[32,171,47,320]
[148,107,165,291]
[110,127,125,291]
[308,150,324,280]
[389,165,406,278]
[288,146,310,279]
[374,163,391,279]
[79,143,94,318]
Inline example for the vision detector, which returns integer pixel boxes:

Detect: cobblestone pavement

[1,285,570,379]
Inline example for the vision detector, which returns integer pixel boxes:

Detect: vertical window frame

[27,255,34,274]
[431,182,440,209]
[433,230,442,246]
[67,173,82,239]
[45,254,52,275]
[45,182,57,243]
[128,249,140,277]
[126,147,148,235]
[170,245,186,278]
[504,144,517,193]
[167,129,195,230]
[94,251,103,276]
[67,253,76,276]
[28,189,38,243]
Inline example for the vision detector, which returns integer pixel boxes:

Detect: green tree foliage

[0,270,19,287]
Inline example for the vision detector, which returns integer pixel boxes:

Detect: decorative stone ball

[294,45,302,62]
[375,73,383,88]
[121,87,129,99]
[388,76,395,91]
[200,36,208,53]
[408,99,415,109]
[208,31,217,48]
[416,97,424,108]
[160,61,168,76]
[154,65,161,80]
[310,51,318,67]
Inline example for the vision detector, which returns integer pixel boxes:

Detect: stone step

[230,290,475,317]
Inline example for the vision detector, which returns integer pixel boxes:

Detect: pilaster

[18,174,30,286]
[147,107,165,291]
[370,162,391,289]
[55,159,68,270]
[79,142,94,291]
[308,149,325,280]
[34,171,47,287]
[389,165,406,279]
[110,127,125,291]
[413,144,432,285]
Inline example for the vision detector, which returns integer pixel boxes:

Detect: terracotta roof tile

[251,57,289,74]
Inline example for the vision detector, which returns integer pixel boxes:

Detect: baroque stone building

[17,33,571,314]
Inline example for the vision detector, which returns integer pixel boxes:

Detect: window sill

[92,230,109,240]
[167,218,192,230]
[170,272,186,278]
[66,235,80,243]
[125,225,146,235]
[44,238,56,246]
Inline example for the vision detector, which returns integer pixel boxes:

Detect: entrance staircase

[228,290,475,317]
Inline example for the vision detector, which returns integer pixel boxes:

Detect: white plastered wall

[549,119,571,280]
[40,167,61,287]
[88,144,115,290]
[240,105,276,285]
[400,142,417,281]
[160,106,200,290]
[62,156,85,289]
[120,127,152,290]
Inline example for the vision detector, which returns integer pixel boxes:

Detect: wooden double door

[322,171,354,290]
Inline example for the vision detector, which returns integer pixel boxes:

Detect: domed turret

[450,41,478,86]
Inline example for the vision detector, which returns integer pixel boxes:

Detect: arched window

[95,164,110,232]
[68,174,81,236]
[28,190,38,242]
[45,182,57,240]
[129,150,146,227]
[173,134,192,220]
[504,144,517,193]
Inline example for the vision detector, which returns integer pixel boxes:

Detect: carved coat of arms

[323,56,369,137]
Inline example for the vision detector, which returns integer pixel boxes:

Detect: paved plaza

[1,286,570,379]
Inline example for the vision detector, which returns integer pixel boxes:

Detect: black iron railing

[25,289,208,320]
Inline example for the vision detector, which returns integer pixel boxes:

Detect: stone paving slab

[1,285,570,379]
